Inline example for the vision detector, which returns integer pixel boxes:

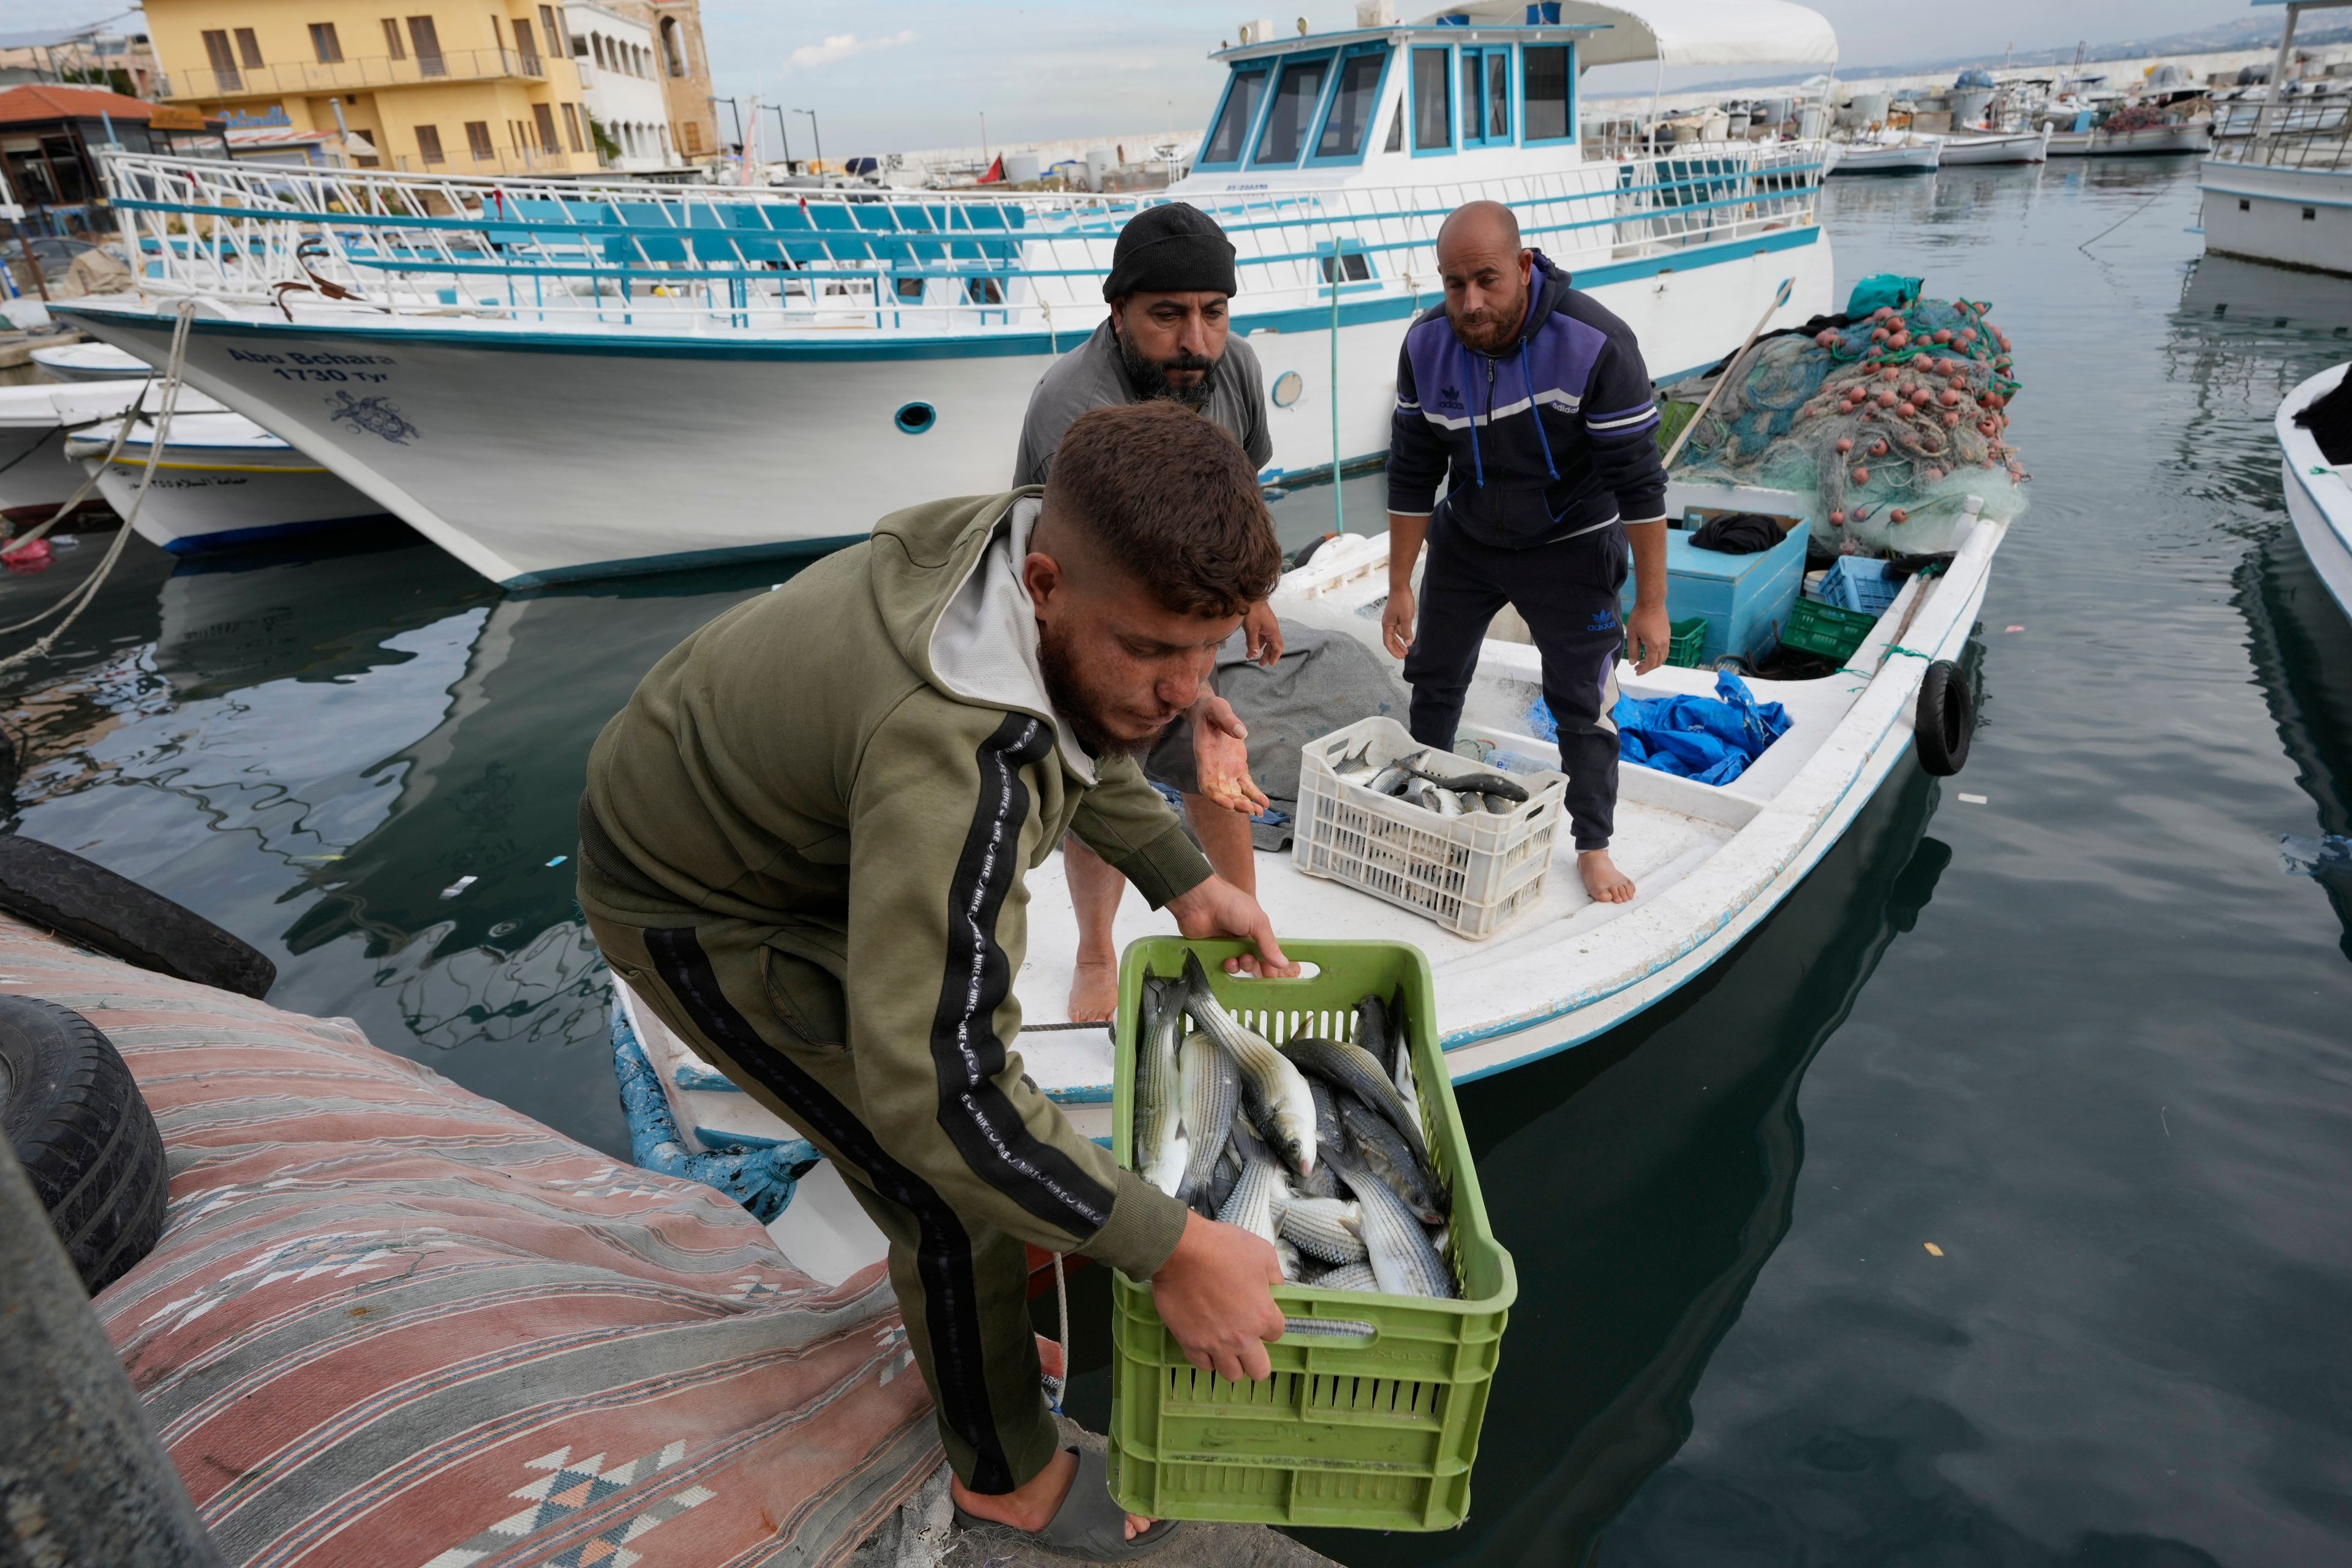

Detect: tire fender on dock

[0,995,168,1292]
[0,834,276,998]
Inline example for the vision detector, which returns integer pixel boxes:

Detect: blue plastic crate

[1820,556,1900,616]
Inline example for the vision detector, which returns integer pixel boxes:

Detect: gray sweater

[1012,320,1273,486]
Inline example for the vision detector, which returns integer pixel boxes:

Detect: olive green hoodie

[578,489,1205,1278]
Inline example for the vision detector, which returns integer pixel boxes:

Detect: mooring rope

[0,299,198,676]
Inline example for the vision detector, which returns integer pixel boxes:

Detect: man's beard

[1118,332,1218,412]
[1449,287,1528,353]
[1038,621,1163,760]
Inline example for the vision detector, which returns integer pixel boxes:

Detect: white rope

[0,300,197,674]
[1050,1250,1070,1415]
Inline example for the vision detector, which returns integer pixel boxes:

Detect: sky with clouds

[11,1,2271,157]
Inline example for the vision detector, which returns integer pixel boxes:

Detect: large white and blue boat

[59,0,1838,587]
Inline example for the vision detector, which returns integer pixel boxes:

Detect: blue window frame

[1409,46,1453,156]
[1197,63,1271,169]
[1306,42,1393,167]
[1522,42,1574,142]
[1251,50,1335,167]
[1461,45,1510,147]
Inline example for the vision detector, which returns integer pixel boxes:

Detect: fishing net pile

[1662,295,2029,556]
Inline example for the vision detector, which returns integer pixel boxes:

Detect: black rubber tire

[1914,658,1973,777]
[0,835,275,998]
[0,995,167,1293]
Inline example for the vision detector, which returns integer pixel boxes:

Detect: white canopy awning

[1415,1,1839,69]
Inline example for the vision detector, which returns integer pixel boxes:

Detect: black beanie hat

[1101,202,1238,303]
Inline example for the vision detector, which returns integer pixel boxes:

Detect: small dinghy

[2278,363,2352,619]
[62,407,393,554]
[1829,134,1943,174]
[1931,126,2052,165]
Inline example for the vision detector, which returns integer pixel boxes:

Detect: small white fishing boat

[28,340,151,382]
[1931,126,2051,166]
[62,409,391,554]
[617,475,2009,1281]
[0,380,222,519]
[1828,135,1942,175]
[2278,364,2352,619]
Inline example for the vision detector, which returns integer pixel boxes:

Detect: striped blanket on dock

[0,916,941,1568]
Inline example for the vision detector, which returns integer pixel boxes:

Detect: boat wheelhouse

[61,1,1838,586]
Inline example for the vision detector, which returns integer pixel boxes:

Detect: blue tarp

[612,1002,820,1222]
[1531,671,1791,786]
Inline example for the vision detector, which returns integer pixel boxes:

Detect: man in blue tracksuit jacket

[1382,200,1672,903]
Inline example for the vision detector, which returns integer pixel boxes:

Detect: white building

[565,1,677,170]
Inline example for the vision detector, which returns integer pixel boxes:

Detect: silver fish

[1436,787,1466,818]
[1479,791,1514,815]
[1354,993,1396,1079]
[1216,1142,1284,1251]
[1179,952,1316,1178]
[1367,764,1412,797]
[1134,979,1188,1197]
[1204,1143,1243,1217]
[1293,1079,1342,1199]
[1398,753,1530,803]
[1280,1036,1430,1170]
[1277,1195,1367,1265]
[1332,1152,1455,1299]
[1175,1025,1238,1208]
[1309,1260,1378,1292]
[1340,1096,1446,1225]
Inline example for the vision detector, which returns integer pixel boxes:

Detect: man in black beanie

[1014,202,1279,1021]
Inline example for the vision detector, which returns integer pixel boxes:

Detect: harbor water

[5,160,2348,1563]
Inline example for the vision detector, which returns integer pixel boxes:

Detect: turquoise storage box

[1621,517,1809,665]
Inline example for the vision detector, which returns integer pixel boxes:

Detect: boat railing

[2207,120,2352,173]
[97,148,1821,336]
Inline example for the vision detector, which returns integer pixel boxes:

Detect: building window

[309,22,344,64]
[466,119,493,160]
[514,17,541,74]
[539,6,567,57]
[202,29,243,91]
[407,17,444,77]
[235,27,265,68]
[533,102,559,154]
[381,18,405,59]
[560,102,584,153]
[1411,47,1450,151]
[1524,45,1571,141]
[415,123,444,164]
[660,16,685,77]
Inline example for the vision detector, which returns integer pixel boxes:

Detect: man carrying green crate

[576,401,1294,1559]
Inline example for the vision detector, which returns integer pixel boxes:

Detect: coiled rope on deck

[0,300,198,679]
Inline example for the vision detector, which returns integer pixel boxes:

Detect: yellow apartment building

[143,0,602,177]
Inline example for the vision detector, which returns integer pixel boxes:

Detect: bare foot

[950,1449,1156,1542]
[1579,849,1636,904]
[1068,957,1119,1022]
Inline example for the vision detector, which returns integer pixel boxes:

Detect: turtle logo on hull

[325,391,418,445]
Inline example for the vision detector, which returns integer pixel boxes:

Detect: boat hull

[2199,160,2352,277]
[77,440,392,554]
[2279,365,2352,620]
[1935,129,2051,166]
[1829,143,1940,175]
[0,424,83,509]
[2051,123,2211,157]
[59,235,1831,586]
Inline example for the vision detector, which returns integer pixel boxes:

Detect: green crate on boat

[1666,615,1708,667]
[1106,937,1517,1533]
[1779,597,1877,662]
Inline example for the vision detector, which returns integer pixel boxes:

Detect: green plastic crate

[1666,614,1708,668]
[1106,938,1517,1532]
[1779,597,1877,662]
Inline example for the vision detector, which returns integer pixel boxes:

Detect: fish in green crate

[1279,1036,1430,1169]
[1174,1027,1238,1210]
[1133,979,1189,1198]
[1276,1195,1367,1266]
[1178,952,1316,1180]
[1332,1151,1456,1300]
[1338,1098,1447,1226]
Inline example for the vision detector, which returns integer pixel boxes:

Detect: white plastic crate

[1291,715,1569,940]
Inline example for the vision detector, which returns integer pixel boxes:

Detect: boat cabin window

[1200,65,1270,167]
[1254,52,1332,165]
[1523,43,1573,141]
[1461,45,1510,146]
[1311,43,1392,162]
[1385,98,1404,151]
[1411,47,1453,152]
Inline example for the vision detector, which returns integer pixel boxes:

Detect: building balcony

[157,48,549,104]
